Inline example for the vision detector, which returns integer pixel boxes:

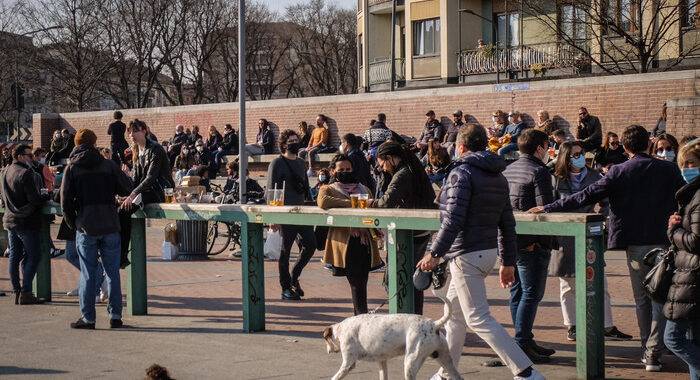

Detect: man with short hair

[503,128,556,363]
[215,124,239,173]
[529,125,685,371]
[340,133,375,190]
[576,107,602,152]
[442,110,464,156]
[32,147,54,191]
[267,129,317,300]
[418,124,543,380]
[498,111,529,159]
[414,110,444,157]
[1,144,51,304]
[364,113,400,158]
[62,129,133,329]
[167,124,188,169]
[108,111,128,165]
[299,114,329,167]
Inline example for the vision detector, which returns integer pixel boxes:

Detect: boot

[19,292,45,305]
[14,290,20,305]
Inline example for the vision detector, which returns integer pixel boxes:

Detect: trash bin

[176,220,208,260]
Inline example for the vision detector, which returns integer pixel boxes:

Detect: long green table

[3,202,606,379]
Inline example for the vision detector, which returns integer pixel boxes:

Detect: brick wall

[34,70,700,151]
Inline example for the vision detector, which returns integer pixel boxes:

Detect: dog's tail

[432,288,452,330]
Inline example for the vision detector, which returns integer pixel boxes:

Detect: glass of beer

[350,194,360,208]
[358,194,369,209]
[267,189,284,206]
[164,188,174,203]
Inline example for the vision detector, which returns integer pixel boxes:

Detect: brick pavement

[0,221,691,379]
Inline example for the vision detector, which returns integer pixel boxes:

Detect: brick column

[666,98,700,139]
[32,113,60,149]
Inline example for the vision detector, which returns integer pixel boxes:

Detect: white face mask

[508,116,515,123]
[196,146,203,152]
[492,116,498,122]
[182,149,189,155]
[55,134,61,139]
[39,157,46,164]
[338,144,345,154]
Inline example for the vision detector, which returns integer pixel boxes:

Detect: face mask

[492,116,498,122]
[182,149,189,155]
[508,116,514,123]
[286,142,300,155]
[39,157,46,164]
[319,174,327,183]
[335,171,356,184]
[681,167,699,183]
[338,144,345,155]
[571,155,586,169]
[196,146,203,152]
[55,134,61,139]
[454,146,460,160]
[660,150,676,161]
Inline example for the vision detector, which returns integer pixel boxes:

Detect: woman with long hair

[422,138,451,187]
[245,119,274,155]
[488,110,508,138]
[594,131,628,172]
[551,141,631,342]
[535,110,557,137]
[298,121,311,148]
[651,133,680,162]
[206,125,223,152]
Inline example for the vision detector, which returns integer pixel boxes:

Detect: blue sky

[257,0,355,14]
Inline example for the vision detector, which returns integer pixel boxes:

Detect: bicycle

[206,182,264,255]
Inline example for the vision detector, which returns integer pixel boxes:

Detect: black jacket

[430,151,517,266]
[419,119,444,144]
[576,115,602,148]
[206,132,223,151]
[0,161,50,229]
[61,145,133,236]
[347,147,375,191]
[188,132,202,147]
[221,130,239,154]
[169,132,189,155]
[108,121,128,150]
[372,162,435,210]
[132,139,175,203]
[503,153,556,249]
[664,177,700,320]
[594,146,628,168]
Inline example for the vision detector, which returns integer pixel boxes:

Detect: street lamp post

[458,9,499,84]
[298,51,340,95]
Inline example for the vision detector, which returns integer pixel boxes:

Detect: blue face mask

[659,150,676,161]
[318,174,327,183]
[571,155,586,169]
[682,167,699,183]
[454,146,460,160]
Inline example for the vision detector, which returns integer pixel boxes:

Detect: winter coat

[535,119,558,136]
[169,132,189,155]
[206,132,223,151]
[594,146,628,168]
[347,147,375,191]
[430,151,518,266]
[502,122,528,144]
[544,154,685,249]
[576,115,602,148]
[174,154,195,172]
[0,161,50,229]
[61,145,133,236]
[221,130,239,154]
[418,119,444,144]
[256,129,274,154]
[132,139,175,203]
[664,177,700,320]
[503,153,556,249]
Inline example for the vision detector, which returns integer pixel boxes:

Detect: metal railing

[458,42,586,75]
[368,58,406,85]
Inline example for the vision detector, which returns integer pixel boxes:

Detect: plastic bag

[264,230,283,260]
[162,241,178,261]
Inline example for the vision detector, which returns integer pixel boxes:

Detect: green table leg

[33,215,52,301]
[388,229,414,314]
[242,222,265,332]
[575,222,605,379]
[127,217,147,315]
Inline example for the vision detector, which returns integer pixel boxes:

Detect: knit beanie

[74,129,97,146]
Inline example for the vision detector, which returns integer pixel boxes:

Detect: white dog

[323,289,462,380]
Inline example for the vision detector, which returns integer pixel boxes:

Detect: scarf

[569,167,588,191]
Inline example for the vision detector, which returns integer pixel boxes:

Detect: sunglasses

[569,152,583,159]
[657,147,674,153]
[610,141,619,146]
[579,112,587,116]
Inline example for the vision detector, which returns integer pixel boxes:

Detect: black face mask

[286,142,300,155]
[335,171,356,184]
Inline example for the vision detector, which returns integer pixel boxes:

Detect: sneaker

[291,280,304,297]
[70,318,95,329]
[519,345,551,364]
[514,368,545,380]
[533,343,555,356]
[99,290,108,303]
[109,319,123,328]
[644,353,662,372]
[605,326,632,341]
[281,289,301,301]
[66,288,79,296]
[567,326,576,341]
[429,373,446,380]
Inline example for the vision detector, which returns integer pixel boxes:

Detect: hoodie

[61,145,133,236]
[430,150,517,266]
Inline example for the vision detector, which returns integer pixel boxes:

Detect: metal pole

[390,0,396,91]
[238,0,247,204]
[458,10,462,84]
[14,57,20,142]
[495,24,500,84]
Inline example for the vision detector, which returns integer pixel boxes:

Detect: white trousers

[559,274,614,328]
[438,249,532,377]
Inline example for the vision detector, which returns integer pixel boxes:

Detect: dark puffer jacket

[664,177,700,320]
[430,151,517,266]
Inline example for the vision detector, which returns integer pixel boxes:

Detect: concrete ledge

[667,97,700,107]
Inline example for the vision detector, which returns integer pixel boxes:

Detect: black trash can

[176,220,209,260]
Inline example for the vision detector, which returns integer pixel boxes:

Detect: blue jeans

[214,149,232,172]
[498,142,519,159]
[8,227,42,293]
[665,319,700,380]
[510,246,551,348]
[65,240,104,297]
[76,231,122,323]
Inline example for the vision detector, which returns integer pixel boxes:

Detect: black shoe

[70,318,95,329]
[605,326,632,341]
[120,257,130,269]
[567,326,576,341]
[291,280,304,297]
[19,292,45,305]
[533,343,556,356]
[109,319,123,328]
[14,290,20,305]
[281,289,300,300]
[519,345,551,364]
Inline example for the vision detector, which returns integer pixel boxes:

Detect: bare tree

[0,0,27,127]
[522,0,700,73]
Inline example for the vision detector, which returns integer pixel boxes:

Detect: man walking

[61,129,133,329]
[503,128,556,363]
[267,129,317,300]
[418,124,543,380]
[529,125,685,371]
[108,111,128,165]
[1,144,51,304]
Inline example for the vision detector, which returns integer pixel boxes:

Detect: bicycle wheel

[229,223,242,251]
[207,221,231,255]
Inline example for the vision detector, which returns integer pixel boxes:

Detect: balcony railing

[368,58,406,85]
[458,42,588,76]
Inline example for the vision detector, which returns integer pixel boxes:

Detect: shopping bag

[162,241,178,261]
[264,230,283,260]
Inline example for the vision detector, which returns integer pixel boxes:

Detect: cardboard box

[164,223,178,245]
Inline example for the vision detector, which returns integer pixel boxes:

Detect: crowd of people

[1,104,698,380]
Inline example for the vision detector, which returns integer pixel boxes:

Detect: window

[683,0,699,27]
[561,4,586,41]
[606,0,638,33]
[497,12,520,47]
[413,18,440,56]
[359,34,363,65]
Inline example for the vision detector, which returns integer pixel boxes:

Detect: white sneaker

[100,290,108,302]
[429,373,446,380]
[66,288,79,296]
[514,368,545,380]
